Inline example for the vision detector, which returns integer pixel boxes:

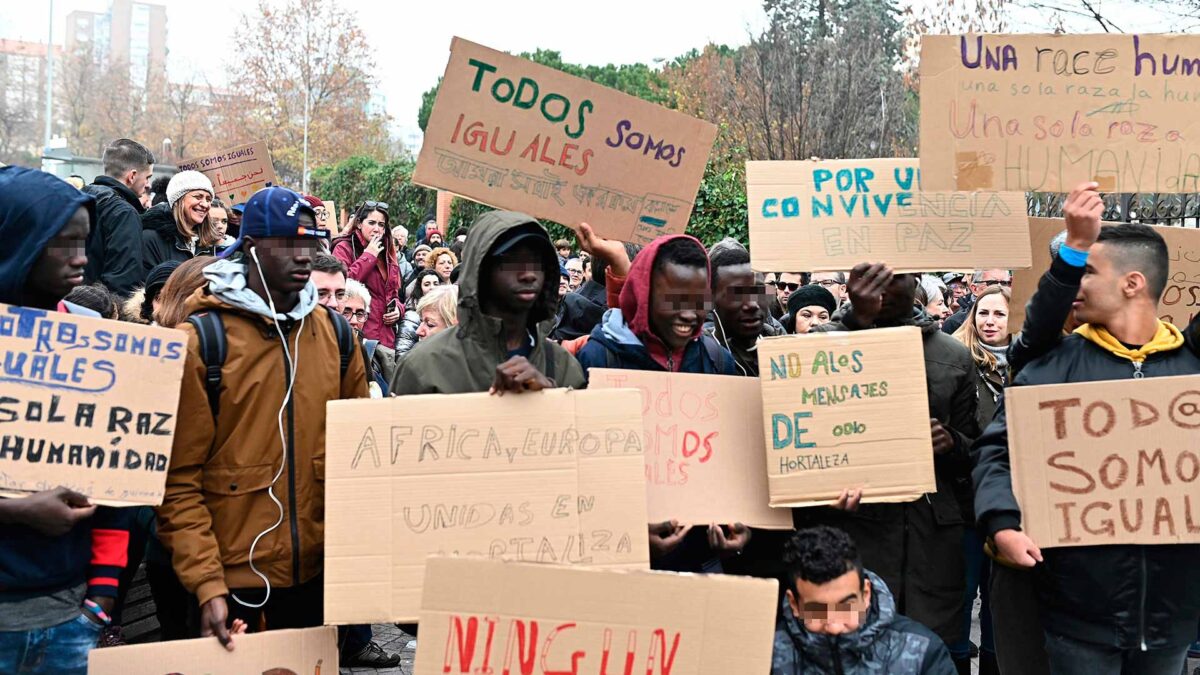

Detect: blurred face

[787,571,871,637]
[1074,244,1131,326]
[414,249,429,269]
[181,190,212,226]
[341,295,367,332]
[26,206,89,308]
[650,261,709,352]
[775,272,802,305]
[566,259,583,288]
[246,213,319,297]
[810,273,846,303]
[312,270,346,310]
[794,305,831,334]
[210,207,229,238]
[483,244,546,316]
[713,264,764,341]
[435,253,455,280]
[975,292,1010,346]
[358,209,387,242]
[416,308,448,340]
[971,269,1012,296]
[925,289,950,320]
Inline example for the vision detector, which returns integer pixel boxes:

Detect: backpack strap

[701,336,729,374]
[323,305,354,380]
[186,311,227,418]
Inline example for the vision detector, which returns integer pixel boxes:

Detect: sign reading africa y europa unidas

[414,37,717,244]
[920,34,1200,193]
[757,327,935,508]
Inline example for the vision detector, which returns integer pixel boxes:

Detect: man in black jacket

[83,139,154,296]
[974,182,1200,675]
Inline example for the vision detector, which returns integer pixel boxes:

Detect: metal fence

[1027,193,1200,228]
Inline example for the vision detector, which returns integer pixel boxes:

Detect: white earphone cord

[231,248,303,609]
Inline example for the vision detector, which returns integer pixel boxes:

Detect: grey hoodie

[203,258,318,322]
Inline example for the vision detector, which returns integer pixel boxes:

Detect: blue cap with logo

[219,186,328,258]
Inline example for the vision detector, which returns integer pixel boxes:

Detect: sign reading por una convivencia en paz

[757,327,935,507]
[413,37,717,245]
[920,34,1200,193]
[0,304,186,506]
[746,158,1029,272]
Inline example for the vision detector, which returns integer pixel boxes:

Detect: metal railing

[1028,193,1200,228]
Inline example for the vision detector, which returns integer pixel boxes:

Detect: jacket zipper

[1138,548,1147,650]
[829,638,844,675]
[1132,361,1144,379]
[282,340,302,586]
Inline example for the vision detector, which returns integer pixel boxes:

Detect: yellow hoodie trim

[1073,320,1184,363]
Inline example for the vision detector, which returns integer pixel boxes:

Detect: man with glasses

[942,269,1012,335]
[565,257,585,291]
[770,271,804,322]
[810,271,848,306]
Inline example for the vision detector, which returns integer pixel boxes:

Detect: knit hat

[303,195,325,209]
[142,260,181,321]
[787,284,838,317]
[166,170,214,208]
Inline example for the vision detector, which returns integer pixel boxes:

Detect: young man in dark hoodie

[704,241,783,377]
[0,166,135,674]
[83,138,153,296]
[391,211,585,394]
[974,183,1200,675]
[574,225,748,571]
[804,263,980,666]
[772,526,955,675]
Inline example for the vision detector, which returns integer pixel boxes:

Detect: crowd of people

[0,137,1198,675]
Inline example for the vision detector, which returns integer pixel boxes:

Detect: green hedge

[310,155,748,248]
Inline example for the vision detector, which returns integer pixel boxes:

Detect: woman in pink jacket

[332,201,402,347]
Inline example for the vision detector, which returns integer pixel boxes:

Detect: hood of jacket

[1074,320,1183,363]
[142,201,182,242]
[0,166,96,304]
[196,257,318,322]
[618,233,710,370]
[776,570,898,669]
[453,210,560,345]
[92,175,145,213]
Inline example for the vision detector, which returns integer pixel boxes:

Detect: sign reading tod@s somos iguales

[413,37,717,245]
[0,303,186,506]
[757,327,935,507]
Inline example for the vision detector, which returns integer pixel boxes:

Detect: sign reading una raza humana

[413,37,717,244]
[590,369,792,529]
[323,389,650,624]
[756,327,935,507]
[414,557,778,675]
[1007,375,1200,548]
[0,304,186,506]
[746,158,1029,271]
[920,34,1200,193]
[176,141,278,206]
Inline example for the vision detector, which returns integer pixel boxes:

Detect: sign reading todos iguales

[413,37,717,245]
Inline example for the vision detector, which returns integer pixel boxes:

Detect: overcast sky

[2,0,1190,148]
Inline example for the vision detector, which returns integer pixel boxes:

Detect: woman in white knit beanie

[140,170,222,275]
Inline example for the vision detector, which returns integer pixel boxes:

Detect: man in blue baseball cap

[157,187,402,667]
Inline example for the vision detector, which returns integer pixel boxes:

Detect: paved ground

[340,624,415,675]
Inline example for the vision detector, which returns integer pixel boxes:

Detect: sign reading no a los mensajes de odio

[0,303,186,506]
[757,326,935,508]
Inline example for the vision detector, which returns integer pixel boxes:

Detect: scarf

[1074,320,1184,363]
[981,341,1009,371]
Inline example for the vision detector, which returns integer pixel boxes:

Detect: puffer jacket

[389,211,584,395]
[801,308,980,645]
[155,259,367,606]
[773,571,955,675]
[973,253,1200,650]
[141,202,214,275]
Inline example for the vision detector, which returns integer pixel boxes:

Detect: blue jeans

[950,526,994,659]
[1044,633,1190,675]
[0,613,102,674]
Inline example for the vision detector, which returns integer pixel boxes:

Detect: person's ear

[862,575,872,606]
[785,588,801,619]
[1124,271,1147,298]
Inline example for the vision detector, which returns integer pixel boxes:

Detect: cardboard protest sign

[746,158,1029,272]
[176,141,277,206]
[757,327,935,507]
[920,34,1200,193]
[1007,374,1200,548]
[324,389,650,624]
[320,199,337,236]
[88,626,337,674]
[414,557,778,675]
[1010,218,1200,330]
[0,304,186,506]
[413,37,717,245]
[590,369,791,529]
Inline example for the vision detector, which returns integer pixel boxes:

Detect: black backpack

[186,305,354,417]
